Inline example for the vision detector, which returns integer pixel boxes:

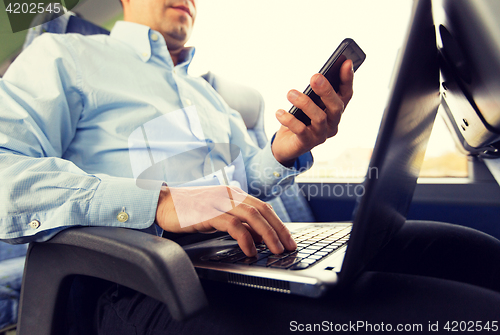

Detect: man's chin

[165,27,191,43]
[163,35,188,51]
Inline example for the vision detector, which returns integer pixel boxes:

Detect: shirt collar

[110,21,195,69]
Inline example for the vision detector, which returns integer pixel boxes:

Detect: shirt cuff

[255,135,313,198]
[88,175,164,232]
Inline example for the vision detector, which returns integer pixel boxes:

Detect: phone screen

[289,39,366,125]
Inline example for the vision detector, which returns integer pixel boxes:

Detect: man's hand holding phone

[271,39,365,166]
[272,59,355,166]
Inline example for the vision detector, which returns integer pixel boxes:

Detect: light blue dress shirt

[0,21,312,244]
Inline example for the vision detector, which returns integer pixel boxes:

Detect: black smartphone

[289,38,366,126]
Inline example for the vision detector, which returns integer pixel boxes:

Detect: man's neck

[168,47,183,66]
[168,44,192,67]
[120,18,187,66]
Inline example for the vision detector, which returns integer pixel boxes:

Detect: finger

[338,59,354,106]
[249,200,297,251]
[227,187,296,251]
[211,187,296,252]
[309,73,345,118]
[242,222,263,243]
[227,202,285,254]
[286,89,326,126]
[275,109,308,135]
[233,197,296,252]
[206,213,257,257]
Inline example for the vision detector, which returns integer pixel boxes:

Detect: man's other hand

[272,59,354,166]
[155,185,297,256]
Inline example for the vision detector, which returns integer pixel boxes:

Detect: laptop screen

[340,0,440,281]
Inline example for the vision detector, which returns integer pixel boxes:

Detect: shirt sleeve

[226,108,313,202]
[0,34,162,244]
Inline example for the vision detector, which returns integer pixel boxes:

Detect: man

[0,0,352,332]
[2,1,500,334]
[0,0,354,257]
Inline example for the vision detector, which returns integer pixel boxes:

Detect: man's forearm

[0,152,163,243]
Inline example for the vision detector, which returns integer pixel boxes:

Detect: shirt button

[185,98,192,106]
[151,34,159,41]
[273,171,281,178]
[117,209,129,223]
[29,220,40,229]
[142,52,149,58]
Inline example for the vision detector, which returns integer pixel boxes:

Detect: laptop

[183,0,440,298]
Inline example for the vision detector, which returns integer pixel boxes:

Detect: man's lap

[94,221,500,334]
[96,273,500,335]
[368,220,500,291]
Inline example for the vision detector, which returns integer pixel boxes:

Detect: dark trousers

[94,221,500,334]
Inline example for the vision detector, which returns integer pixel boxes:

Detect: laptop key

[251,257,280,267]
[268,254,287,261]
[237,253,268,265]
[300,248,318,254]
[221,252,247,263]
[308,254,323,260]
[222,248,243,257]
[296,251,314,258]
[275,252,297,258]
[307,245,324,250]
[270,256,302,269]
[314,251,328,257]
[258,251,273,256]
[300,258,317,264]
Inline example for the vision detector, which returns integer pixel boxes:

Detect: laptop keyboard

[207,226,351,270]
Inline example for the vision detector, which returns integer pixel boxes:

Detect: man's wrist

[275,154,296,168]
[270,133,299,167]
[155,184,170,225]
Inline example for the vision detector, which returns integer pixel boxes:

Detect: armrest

[17,227,208,335]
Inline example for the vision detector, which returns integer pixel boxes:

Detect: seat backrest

[21,13,315,222]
